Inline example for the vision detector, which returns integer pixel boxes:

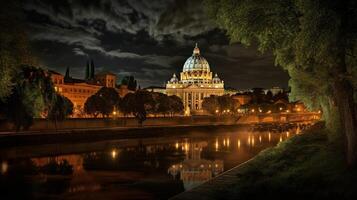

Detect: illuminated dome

[170,73,179,83]
[213,73,221,83]
[182,43,210,72]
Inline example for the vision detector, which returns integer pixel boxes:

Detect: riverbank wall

[0,113,320,132]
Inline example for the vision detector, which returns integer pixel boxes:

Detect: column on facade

[198,92,202,110]
[191,92,194,110]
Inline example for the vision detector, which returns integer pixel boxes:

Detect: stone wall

[0,113,320,132]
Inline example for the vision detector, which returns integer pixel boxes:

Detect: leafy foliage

[0,1,37,100]
[1,65,56,131]
[202,95,238,115]
[84,87,119,118]
[48,94,73,122]
[121,76,137,91]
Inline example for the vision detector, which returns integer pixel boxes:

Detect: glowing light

[268,132,271,142]
[227,138,230,147]
[318,110,321,114]
[215,164,218,168]
[279,107,283,111]
[180,164,183,168]
[267,110,271,114]
[286,110,290,113]
[247,136,251,145]
[252,136,255,146]
[259,135,262,143]
[172,165,176,168]
[112,111,117,115]
[111,150,117,159]
[1,161,8,174]
[251,109,255,113]
[223,139,226,146]
[237,139,241,149]
[279,135,283,142]
[175,142,179,149]
[227,109,230,113]
[286,131,290,137]
[215,139,219,151]
[200,164,204,168]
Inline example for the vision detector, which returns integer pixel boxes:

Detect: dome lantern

[193,43,200,55]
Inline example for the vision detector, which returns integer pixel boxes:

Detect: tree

[84,87,119,118]
[119,91,154,126]
[119,93,136,117]
[121,76,137,91]
[205,0,357,165]
[84,95,105,118]
[0,1,37,100]
[96,87,119,117]
[48,94,73,129]
[1,65,56,131]
[168,95,184,115]
[152,92,171,116]
[202,95,220,115]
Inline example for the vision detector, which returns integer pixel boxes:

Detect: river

[0,124,306,200]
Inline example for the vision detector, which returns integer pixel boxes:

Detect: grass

[218,122,357,200]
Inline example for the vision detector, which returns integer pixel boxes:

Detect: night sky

[24,0,289,89]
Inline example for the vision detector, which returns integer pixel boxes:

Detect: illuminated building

[50,61,119,116]
[166,44,225,114]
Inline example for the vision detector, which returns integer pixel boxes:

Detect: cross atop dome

[193,43,200,55]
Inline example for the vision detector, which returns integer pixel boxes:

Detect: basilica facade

[166,44,225,114]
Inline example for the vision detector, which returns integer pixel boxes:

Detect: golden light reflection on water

[111,150,117,159]
[1,125,308,199]
[215,139,219,151]
[1,161,8,174]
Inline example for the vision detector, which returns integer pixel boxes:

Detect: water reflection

[0,125,307,200]
[168,142,224,190]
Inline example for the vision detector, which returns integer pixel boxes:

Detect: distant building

[166,44,225,114]
[264,86,284,96]
[232,94,252,105]
[50,60,120,116]
[143,86,166,94]
[224,87,239,96]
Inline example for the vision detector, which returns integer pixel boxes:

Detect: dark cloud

[24,0,289,89]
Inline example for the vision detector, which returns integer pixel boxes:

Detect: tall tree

[2,65,56,131]
[205,0,357,165]
[0,1,37,100]
[202,95,220,115]
[119,91,154,125]
[121,76,137,91]
[168,95,184,116]
[84,95,104,118]
[48,94,73,129]
[84,87,119,118]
